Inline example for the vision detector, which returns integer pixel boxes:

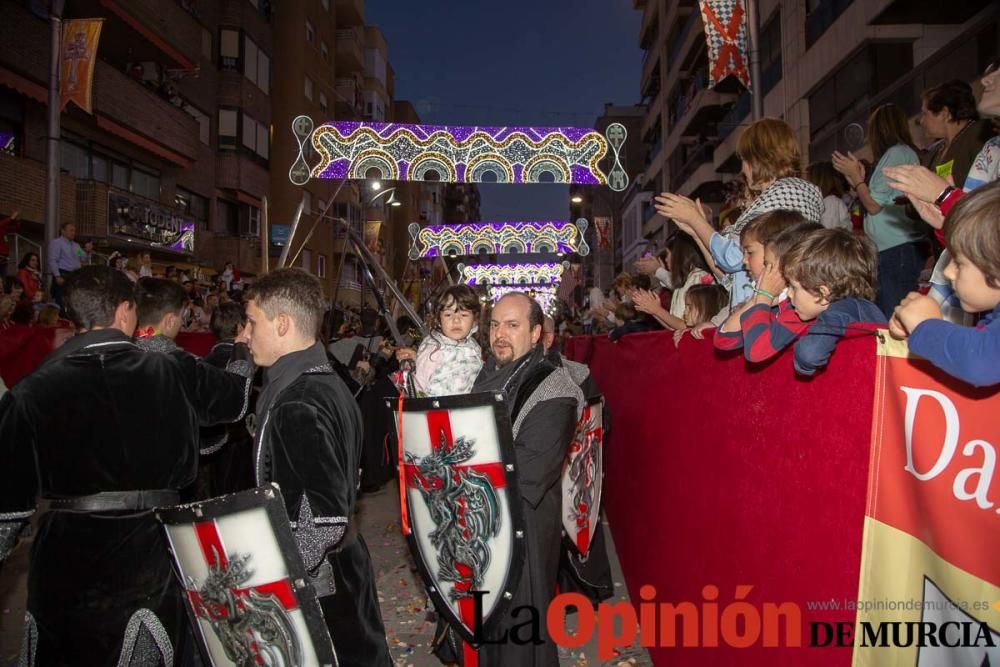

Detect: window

[183,104,210,145]
[300,248,312,273]
[112,162,129,190]
[321,0,329,10]
[241,113,269,160]
[759,11,782,95]
[91,154,108,182]
[201,28,212,61]
[302,190,312,213]
[218,108,238,148]
[220,28,240,70]
[176,188,209,226]
[321,41,328,62]
[319,92,328,113]
[317,199,326,215]
[217,199,239,236]
[304,76,313,101]
[318,253,327,278]
[243,36,270,93]
[305,20,314,45]
[131,167,160,201]
[60,141,89,179]
[248,206,261,237]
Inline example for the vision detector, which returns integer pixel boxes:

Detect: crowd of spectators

[550,61,1000,387]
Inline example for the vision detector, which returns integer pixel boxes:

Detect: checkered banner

[698,0,752,91]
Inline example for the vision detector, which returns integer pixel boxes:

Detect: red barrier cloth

[564,329,876,665]
[0,325,58,387]
[175,331,216,357]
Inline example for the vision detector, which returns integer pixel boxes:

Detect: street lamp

[370,186,402,207]
[570,195,583,204]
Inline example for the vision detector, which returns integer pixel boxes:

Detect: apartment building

[0,0,275,281]
[635,0,997,245]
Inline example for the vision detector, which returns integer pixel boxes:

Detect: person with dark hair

[0,209,20,277]
[411,284,482,396]
[198,301,255,497]
[833,103,926,317]
[242,268,390,666]
[807,161,852,230]
[47,221,82,314]
[0,265,254,664]
[433,291,581,666]
[891,180,1000,386]
[920,79,994,189]
[16,252,41,303]
[134,276,188,343]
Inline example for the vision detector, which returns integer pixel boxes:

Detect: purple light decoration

[409,220,583,260]
[462,262,565,287]
[166,221,195,253]
[311,121,610,187]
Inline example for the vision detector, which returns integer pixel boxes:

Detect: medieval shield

[562,396,605,557]
[156,484,338,667]
[392,391,526,645]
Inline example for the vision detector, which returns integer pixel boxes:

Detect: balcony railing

[669,142,717,192]
[671,68,710,127]
[669,10,700,65]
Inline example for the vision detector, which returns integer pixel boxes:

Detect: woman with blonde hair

[654,117,823,319]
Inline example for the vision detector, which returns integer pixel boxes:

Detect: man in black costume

[434,293,582,666]
[0,266,254,665]
[242,268,391,666]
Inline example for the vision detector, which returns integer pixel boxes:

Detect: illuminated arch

[410,152,457,183]
[466,154,514,184]
[349,149,399,181]
[523,155,571,184]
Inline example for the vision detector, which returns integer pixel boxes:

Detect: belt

[40,490,180,512]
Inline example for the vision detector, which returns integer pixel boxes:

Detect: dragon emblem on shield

[568,408,602,534]
[406,434,501,600]
[190,550,302,666]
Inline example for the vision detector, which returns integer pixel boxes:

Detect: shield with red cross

[156,485,338,667]
[394,391,525,647]
[561,396,605,557]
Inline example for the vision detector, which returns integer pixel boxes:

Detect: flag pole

[45,1,65,258]
[746,0,763,121]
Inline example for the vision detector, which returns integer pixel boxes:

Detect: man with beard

[434,293,582,666]
[0,266,254,664]
[242,268,391,666]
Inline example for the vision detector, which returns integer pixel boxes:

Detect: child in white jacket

[413,285,483,396]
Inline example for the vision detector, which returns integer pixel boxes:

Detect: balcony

[870,0,991,25]
[216,152,270,200]
[639,0,659,50]
[335,77,363,118]
[92,60,201,165]
[668,9,700,68]
[336,27,364,75]
[75,0,200,70]
[668,70,736,142]
[641,89,665,141]
[641,52,661,100]
[336,0,365,28]
[669,141,717,193]
[716,92,751,143]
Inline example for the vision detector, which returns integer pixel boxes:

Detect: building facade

[0,0,277,282]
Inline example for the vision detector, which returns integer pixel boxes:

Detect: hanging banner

[60,19,103,113]
[594,217,612,250]
[364,220,382,255]
[698,0,751,91]
[853,336,1000,666]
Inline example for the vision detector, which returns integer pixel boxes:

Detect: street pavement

[0,482,652,667]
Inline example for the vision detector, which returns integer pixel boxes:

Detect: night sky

[365,0,641,221]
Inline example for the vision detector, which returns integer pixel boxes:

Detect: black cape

[252,343,391,667]
[433,345,582,667]
[0,328,253,666]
